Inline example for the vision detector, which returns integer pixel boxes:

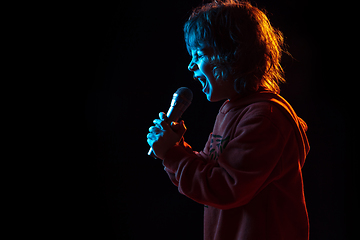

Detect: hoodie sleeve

[163,139,198,186]
[162,112,289,210]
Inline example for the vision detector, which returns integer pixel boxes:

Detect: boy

[147,1,310,239]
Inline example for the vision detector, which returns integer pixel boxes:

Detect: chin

[207,94,223,102]
[206,93,214,102]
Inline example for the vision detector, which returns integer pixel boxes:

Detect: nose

[188,60,198,72]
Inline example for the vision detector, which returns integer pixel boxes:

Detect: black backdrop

[69,0,356,239]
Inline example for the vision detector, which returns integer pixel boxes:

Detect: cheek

[199,61,215,80]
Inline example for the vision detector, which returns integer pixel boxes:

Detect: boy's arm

[163,139,204,186]
[162,114,288,210]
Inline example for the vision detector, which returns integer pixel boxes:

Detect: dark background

[67,0,356,239]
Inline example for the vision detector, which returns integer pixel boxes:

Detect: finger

[153,119,171,131]
[147,132,157,141]
[160,120,172,131]
[159,112,167,121]
[170,121,180,131]
[178,120,187,135]
[147,137,154,147]
[170,120,187,135]
[149,126,162,134]
[180,120,187,131]
[153,119,163,129]
[153,119,162,125]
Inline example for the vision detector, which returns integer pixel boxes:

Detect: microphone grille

[176,87,193,102]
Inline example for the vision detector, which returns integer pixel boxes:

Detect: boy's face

[188,48,236,102]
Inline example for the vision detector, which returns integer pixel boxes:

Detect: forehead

[189,48,199,55]
[185,31,208,55]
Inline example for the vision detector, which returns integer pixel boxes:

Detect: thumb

[171,120,187,136]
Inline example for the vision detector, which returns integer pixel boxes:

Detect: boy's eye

[193,52,205,61]
[190,49,208,62]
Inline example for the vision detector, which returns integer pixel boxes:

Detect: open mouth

[194,76,207,91]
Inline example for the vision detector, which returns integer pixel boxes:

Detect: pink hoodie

[163,90,310,240]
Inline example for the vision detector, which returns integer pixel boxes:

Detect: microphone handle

[148,147,156,158]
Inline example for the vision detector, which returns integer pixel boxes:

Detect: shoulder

[218,92,297,136]
[226,101,292,135]
[242,101,277,117]
[236,101,294,138]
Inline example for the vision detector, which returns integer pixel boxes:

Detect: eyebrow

[191,47,210,54]
[187,42,210,53]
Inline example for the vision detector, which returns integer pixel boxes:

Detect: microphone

[148,87,193,158]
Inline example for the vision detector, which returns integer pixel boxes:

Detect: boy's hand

[147,112,187,160]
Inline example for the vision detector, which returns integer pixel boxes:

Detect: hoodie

[163,90,310,240]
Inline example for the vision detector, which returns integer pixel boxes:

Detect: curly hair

[184,0,286,95]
